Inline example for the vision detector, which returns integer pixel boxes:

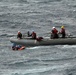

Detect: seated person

[31,30,36,39]
[51,27,59,39]
[59,26,66,38]
[28,30,43,41]
[17,31,22,39]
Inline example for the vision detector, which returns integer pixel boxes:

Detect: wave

[6,64,69,75]
[3,55,76,69]
[0,0,62,4]
[0,0,28,4]
[26,46,40,49]
[61,45,76,49]
[65,66,76,75]
[3,58,40,66]
[27,0,62,3]
[0,33,16,38]
[41,57,76,62]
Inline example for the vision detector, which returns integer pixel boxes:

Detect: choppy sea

[0,0,76,75]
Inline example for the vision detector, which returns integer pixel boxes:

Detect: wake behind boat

[10,36,76,47]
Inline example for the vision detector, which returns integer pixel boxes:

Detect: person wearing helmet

[59,26,66,38]
[51,27,58,39]
[17,31,22,39]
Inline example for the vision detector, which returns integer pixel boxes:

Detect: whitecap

[26,46,40,49]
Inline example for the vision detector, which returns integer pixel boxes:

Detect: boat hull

[10,37,76,47]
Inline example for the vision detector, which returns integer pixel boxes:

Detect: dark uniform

[17,31,22,39]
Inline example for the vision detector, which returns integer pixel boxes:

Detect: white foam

[26,46,40,49]
[61,45,76,48]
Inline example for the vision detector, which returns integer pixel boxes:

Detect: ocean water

[0,0,76,75]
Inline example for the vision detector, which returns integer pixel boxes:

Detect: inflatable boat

[10,36,76,47]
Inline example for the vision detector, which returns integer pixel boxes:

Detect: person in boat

[59,26,66,38]
[31,30,37,39]
[28,30,43,41]
[17,31,22,39]
[51,27,59,39]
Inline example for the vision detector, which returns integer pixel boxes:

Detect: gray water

[0,0,76,75]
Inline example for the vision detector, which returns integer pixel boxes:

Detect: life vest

[18,46,25,50]
[60,28,65,38]
[12,43,25,50]
[61,28,65,34]
[32,32,36,39]
[51,28,58,39]
[52,28,58,34]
